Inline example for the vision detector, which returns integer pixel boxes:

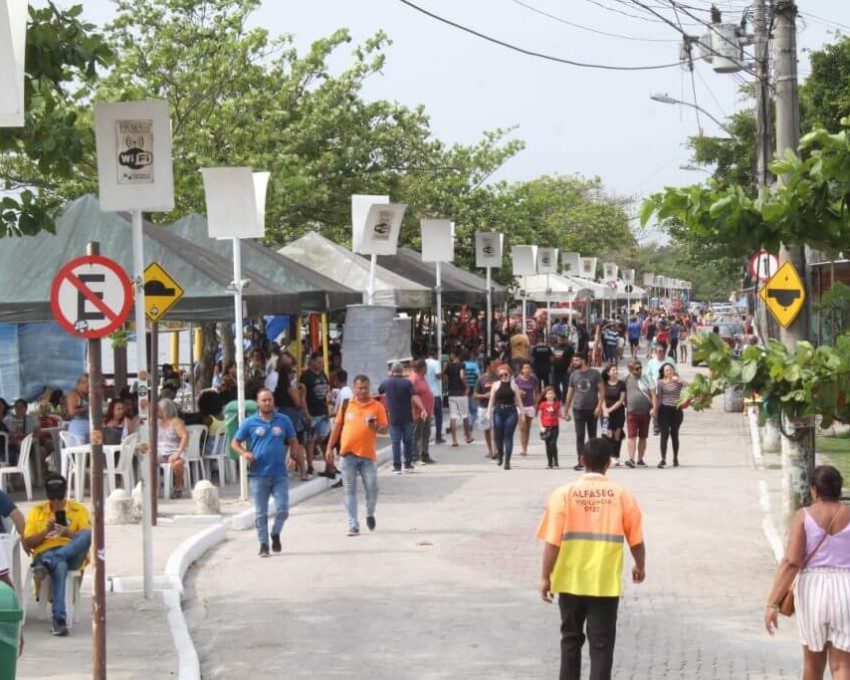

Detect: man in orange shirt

[326,375,388,536]
[537,438,646,680]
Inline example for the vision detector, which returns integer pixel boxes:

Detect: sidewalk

[184,364,802,679]
[12,468,332,678]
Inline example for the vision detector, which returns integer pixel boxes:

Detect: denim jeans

[33,528,92,621]
[249,474,290,546]
[467,395,478,429]
[492,405,519,463]
[432,399,444,441]
[389,422,415,470]
[573,409,598,458]
[413,417,431,461]
[341,455,378,531]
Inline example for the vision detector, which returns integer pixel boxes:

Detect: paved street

[185,366,802,680]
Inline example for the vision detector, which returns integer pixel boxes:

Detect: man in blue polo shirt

[231,388,301,557]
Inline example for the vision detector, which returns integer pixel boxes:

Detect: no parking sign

[50,254,133,339]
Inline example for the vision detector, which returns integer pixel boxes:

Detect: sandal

[170,489,182,499]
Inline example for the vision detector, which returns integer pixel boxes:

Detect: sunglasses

[499,373,510,378]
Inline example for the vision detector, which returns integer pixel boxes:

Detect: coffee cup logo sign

[371,210,394,241]
[117,119,154,185]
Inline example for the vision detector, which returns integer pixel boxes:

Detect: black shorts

[629,338,639,348]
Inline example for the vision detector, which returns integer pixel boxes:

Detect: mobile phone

[54,510,67,527]
[366,415,377,424]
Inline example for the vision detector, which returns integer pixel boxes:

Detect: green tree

[0,3,112,236]
[800,35,850,133]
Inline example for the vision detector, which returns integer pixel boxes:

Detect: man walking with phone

[537,438,646,680]
[326,375,388,536]
[231,388,302,557]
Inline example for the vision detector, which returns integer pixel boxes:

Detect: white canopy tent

[518,273,593,303]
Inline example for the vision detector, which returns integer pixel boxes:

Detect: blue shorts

[307,415,330,440]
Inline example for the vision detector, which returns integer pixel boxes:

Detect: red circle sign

[50,255,133,339]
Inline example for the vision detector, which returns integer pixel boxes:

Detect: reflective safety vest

[536,473,643,597]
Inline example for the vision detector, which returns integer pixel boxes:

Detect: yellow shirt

[24,500,92,558]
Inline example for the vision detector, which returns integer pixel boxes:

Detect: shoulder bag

[778,507,842,617]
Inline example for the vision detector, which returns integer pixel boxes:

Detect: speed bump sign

[759,261,805,329]
[143,262,184,323]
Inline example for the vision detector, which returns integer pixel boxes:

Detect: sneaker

[435,438,447,445]
[573,464,584,471]
[403,464,415,472]
[636,460,647,467]
[421,456,435,464]
[347,527,360,537]
[625,460,636,468]
[366,516,376,531]
[32,563,49,581]
[259,543,270,558]
[657,460,666,469]
[393,468,402,475]
[613,458,621,467]
[52,618,68,636]
[673,458,680,467]
[331,480,343,489]
[271,534,282,553]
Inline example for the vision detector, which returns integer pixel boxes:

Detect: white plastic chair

[59,431,85,480]
[0,532,22,597]
[22,564,82,628]
[105,434,138,493]
[0,435,33,501]
[184,424,207,489]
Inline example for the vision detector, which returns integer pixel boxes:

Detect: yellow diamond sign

[143,262,184,323]
[758,261,805,329]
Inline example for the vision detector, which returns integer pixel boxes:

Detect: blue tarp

[0,323,85,401]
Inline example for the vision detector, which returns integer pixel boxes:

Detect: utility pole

[773,0,813,523]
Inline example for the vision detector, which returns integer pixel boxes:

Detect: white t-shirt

[333,386,353,413]
[264,371,279,392]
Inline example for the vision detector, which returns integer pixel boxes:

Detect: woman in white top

[157,398,188,498]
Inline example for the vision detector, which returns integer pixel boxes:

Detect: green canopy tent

[0,195,305,324]
[167,216,362,312]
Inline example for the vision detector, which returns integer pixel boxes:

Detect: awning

[370,248,508,306]
[280,231,432,309]
[0,195,304,323]
[517,273,594,303]
[167,215,362,312]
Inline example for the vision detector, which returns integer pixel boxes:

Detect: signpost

[144,262,185,323]
[511,246,538,334]
[50,245,132,680]
[351,195,406,305]
[759,261,806,329]
[95,100,174,601]
[537,247,559,339]
[0,0,26,127]
[201,167,269,501]
[421,219,455,360]
[475,232,503,359]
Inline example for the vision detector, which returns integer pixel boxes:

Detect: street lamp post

[650,93,733,136]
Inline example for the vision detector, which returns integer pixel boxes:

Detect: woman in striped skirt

[765,465,850,678]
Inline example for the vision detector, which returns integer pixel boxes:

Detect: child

[537,386,563,469]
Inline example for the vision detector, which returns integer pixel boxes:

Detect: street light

[650,92,733,136]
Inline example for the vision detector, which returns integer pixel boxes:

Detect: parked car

[691,322,745,366]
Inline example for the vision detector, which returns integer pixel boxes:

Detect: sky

[66,0,850,236]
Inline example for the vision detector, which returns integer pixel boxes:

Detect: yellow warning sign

[143,262,184,323]
[758,261,805,329]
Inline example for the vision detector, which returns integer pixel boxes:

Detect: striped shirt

[656,379,684,408]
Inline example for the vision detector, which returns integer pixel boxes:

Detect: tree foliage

[0,3,112,236]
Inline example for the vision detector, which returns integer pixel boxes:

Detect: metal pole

[546,273,551,341]
[149,326,159,524]
[521,275,527,335]
[368,254,377,305]
[85,242,106,680]
[435,261,443,360]
[188,322,196,409]
[232,237,249,501]
[131,210,154,600]
[486,267,492,360]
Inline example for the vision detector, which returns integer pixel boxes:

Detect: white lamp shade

[351,194,389,253]
[511,245,538,277]
[537,247,559,274]
[602,263,618,282]
[623,268,635,284]
[420,218,455,263]
[560,251,581,276]
[355,202,406,255]
[94,100,175,212]
[475,232,503,268]
[201,167,269,240]
[0,0,26,127]
[579,257,597,279]
[643,273,656,287]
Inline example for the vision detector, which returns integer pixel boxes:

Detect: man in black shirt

[532,342,553,388]
[445,350,471,447]
[300,353,330,478]
[551,337,575,402]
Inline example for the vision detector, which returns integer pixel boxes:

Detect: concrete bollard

[131,482,144,521]
[193,480,220,515]
[105,489,134,524]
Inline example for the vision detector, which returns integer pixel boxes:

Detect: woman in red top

[537,386,563,469]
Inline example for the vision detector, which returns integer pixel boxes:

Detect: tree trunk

[781,415,816,528]
[195,322,217,391]
[219,321,234,368]
[113,344,128,395]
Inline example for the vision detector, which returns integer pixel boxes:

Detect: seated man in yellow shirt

[24,474,91,637]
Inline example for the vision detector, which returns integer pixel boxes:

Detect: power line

[799,11,850,33]
[695,66,727,118]
[670,0,704,134]
[581,0,699,26]
[508,0,678,43]
[667,0,758,64]
[396,0,690,71]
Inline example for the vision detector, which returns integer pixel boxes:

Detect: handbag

[539,428,553,442]
[778,507,842,617]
